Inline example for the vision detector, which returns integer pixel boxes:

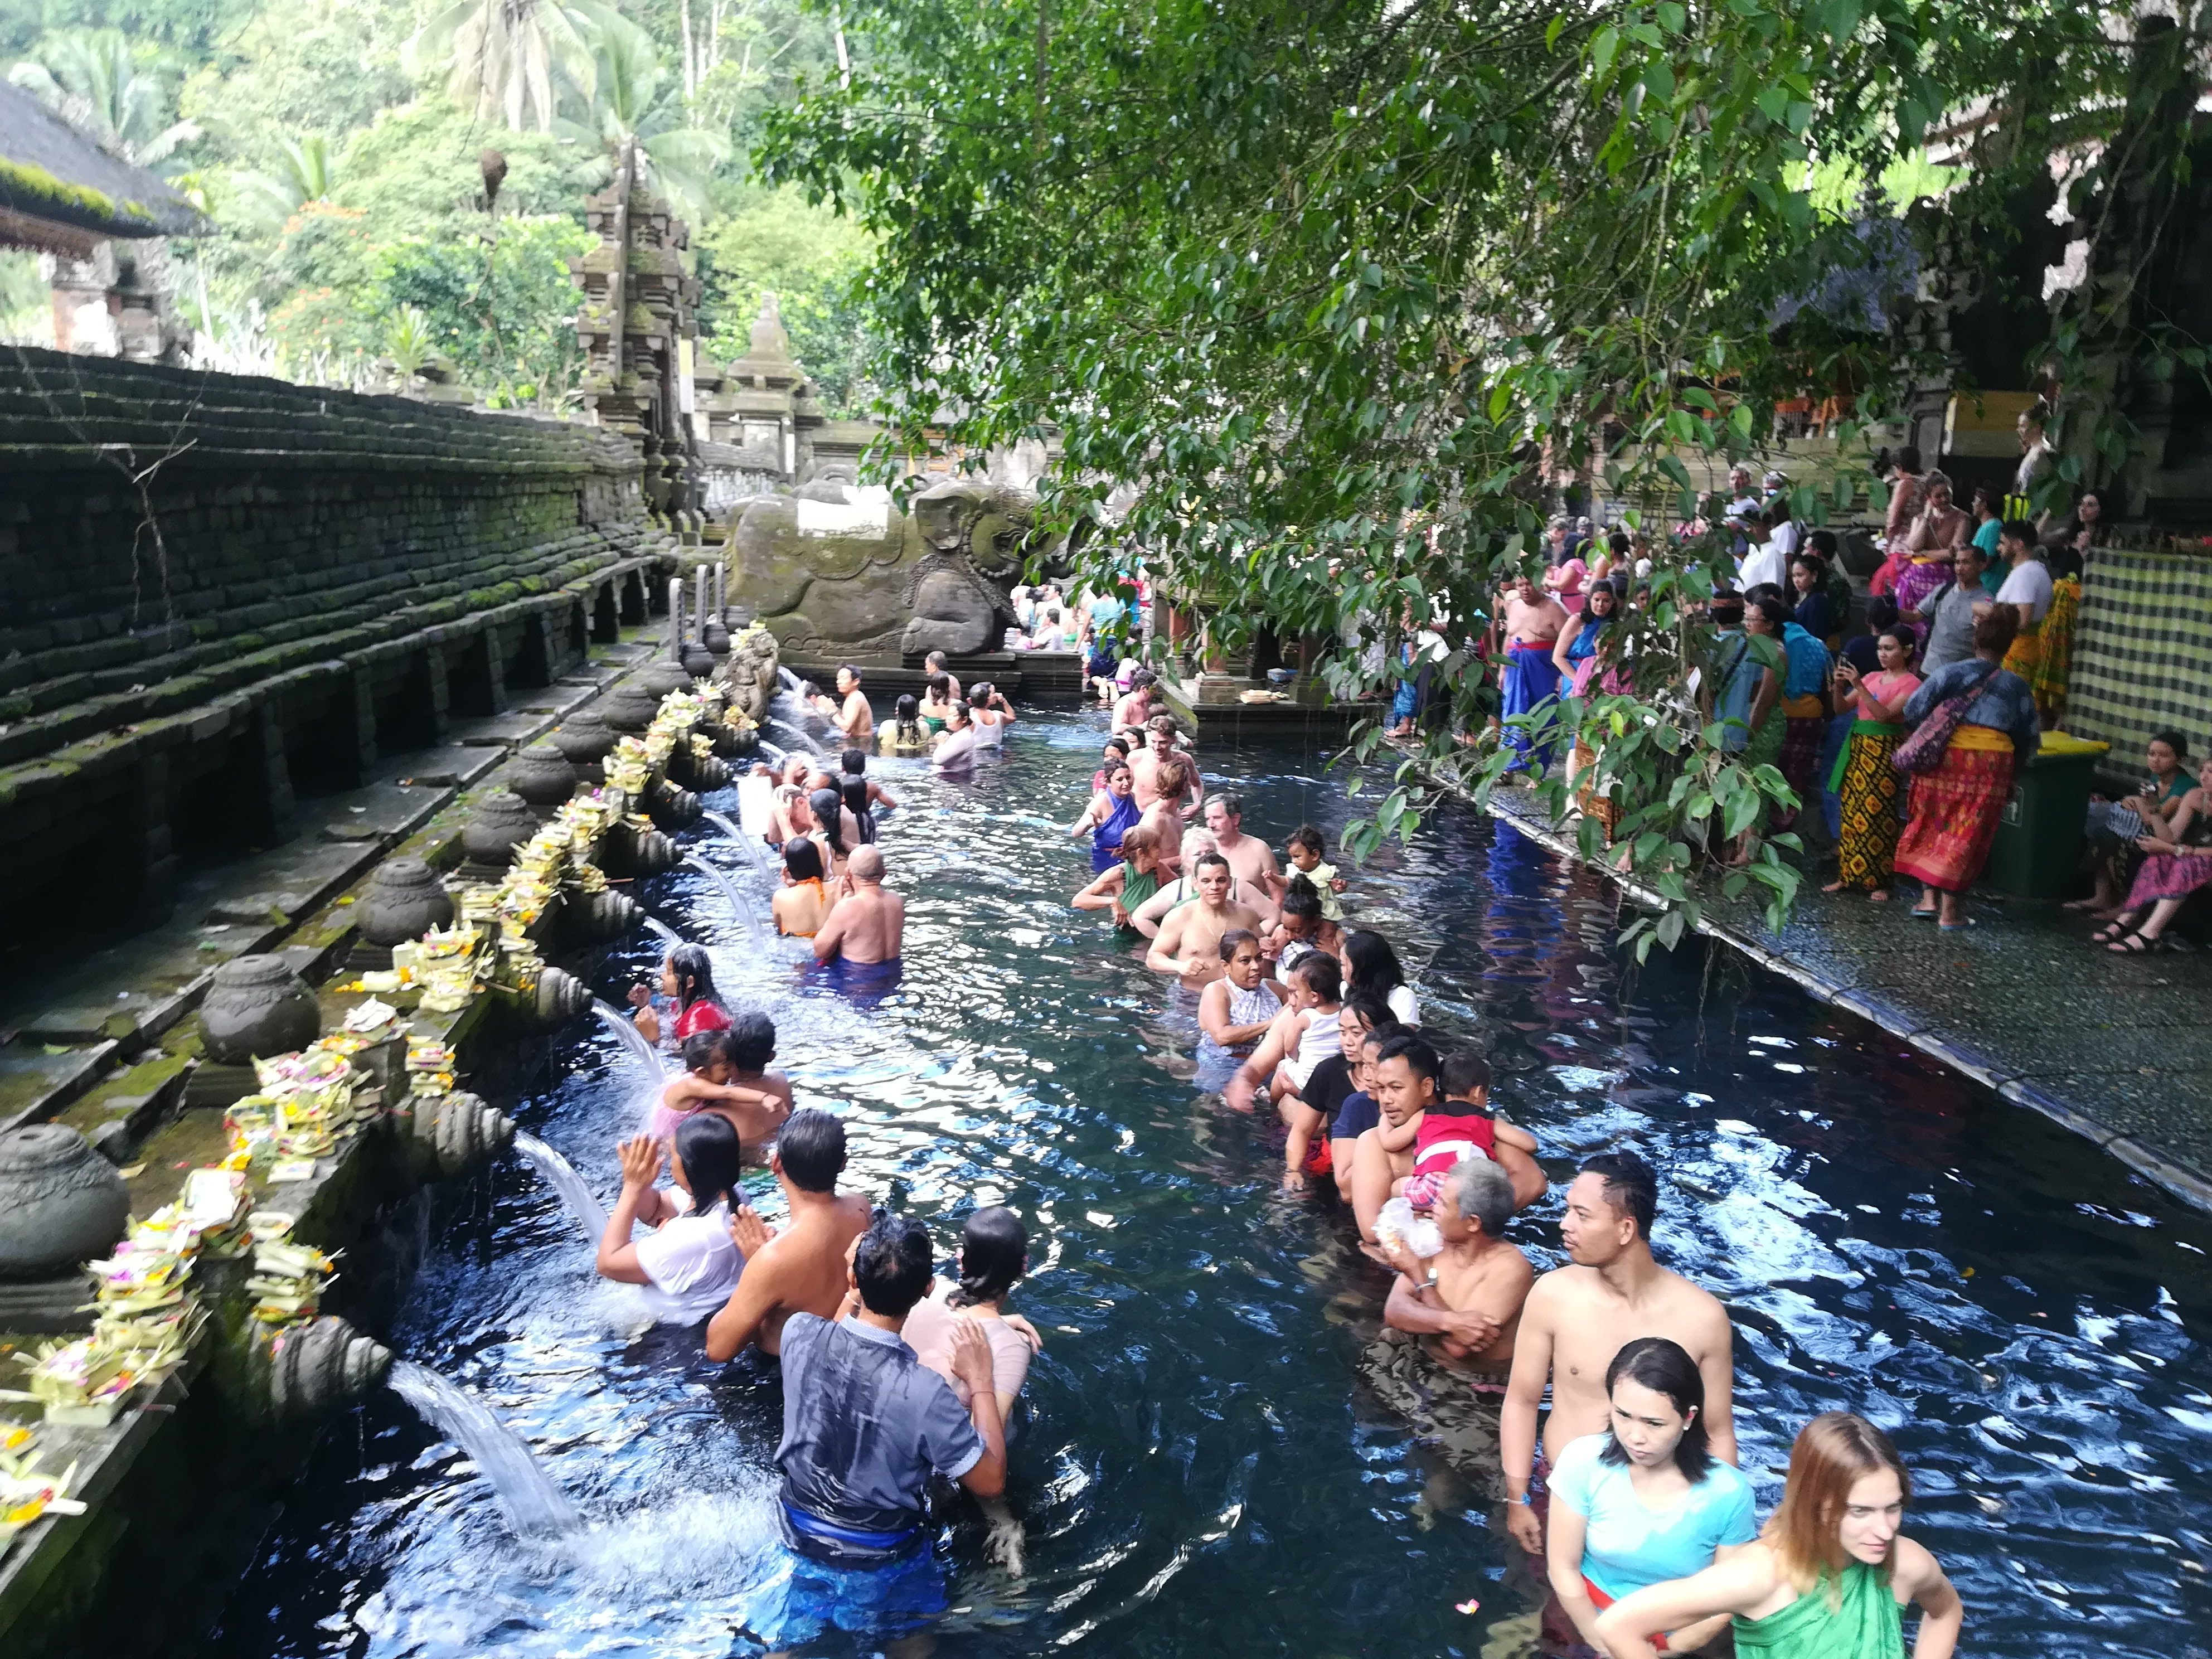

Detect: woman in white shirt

[595,1115,748,1326]
[968,681,1017,749]
[1340,928,1420,1026]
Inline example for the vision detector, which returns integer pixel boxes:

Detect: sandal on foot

[2107,931,2163,953]
[2090,920,2134,945]
[1910,906,1938,920]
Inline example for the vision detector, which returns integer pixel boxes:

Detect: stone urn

[557,889,642,943]
[550,711,617,769]
[463,790,537,866]
[201,954,320,1063]
[356,857,454,948]
[640,662,695,697]
[506,743,579,808]
[703,617,731,656]
[601,683,662,733]
[681,641,717,680]
[651,783,703,830]
[0,1124,132,1288]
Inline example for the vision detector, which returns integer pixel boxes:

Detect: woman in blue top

[1069,760,1143,872]
[1548,1336,1758,1653]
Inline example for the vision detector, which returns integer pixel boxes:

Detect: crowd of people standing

[1059,692,1964,1658]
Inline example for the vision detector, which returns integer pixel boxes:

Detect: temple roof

[0,81,206,254]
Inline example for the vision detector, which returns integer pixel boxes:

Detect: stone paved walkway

[1481,788,2212,1212]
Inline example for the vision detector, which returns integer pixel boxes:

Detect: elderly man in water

[812,843,905,967]
[1361,1155,1535,1495]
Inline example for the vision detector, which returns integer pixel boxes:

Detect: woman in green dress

[1593,1412,1962,1659]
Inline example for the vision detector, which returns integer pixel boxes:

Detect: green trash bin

[1982,738,2108,899]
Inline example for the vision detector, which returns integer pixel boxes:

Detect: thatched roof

[0,80,205,254]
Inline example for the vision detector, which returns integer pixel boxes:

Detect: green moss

[0,157,154,226]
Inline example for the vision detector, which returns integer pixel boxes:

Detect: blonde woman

[1594,1413,1962,1659]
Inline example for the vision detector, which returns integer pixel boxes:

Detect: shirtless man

[1498,574,1571,775]
[1379,1155,1534,1375]
[1130,715,1202,812]
[1359,1155,1533,1495]
[811,844,904,965]
[924,649,962,703]
[1110,670,1158,734]
[1128,829,1274,935]
[828,664,874,748]
[1203,792,1284,903]
[1500,1150,1738,1554]
[704,1108,871,1361]
[1144,852,1262,984]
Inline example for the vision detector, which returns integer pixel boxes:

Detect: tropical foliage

[2,0,870,408]
[759,0,2205,944]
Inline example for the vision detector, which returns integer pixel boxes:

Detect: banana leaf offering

[0,1450,86,1550]
[246,1239,337,1327]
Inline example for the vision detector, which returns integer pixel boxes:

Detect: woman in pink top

[1544,548,1589,613]
[1825,626,1924,900]
[1891,471,1970,616]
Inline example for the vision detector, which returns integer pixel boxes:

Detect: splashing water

[640,916,684,947]
[386,1362,584,1540]
[681,853,765,947]
[589,998,666,1085]
[511,1133,609,1246]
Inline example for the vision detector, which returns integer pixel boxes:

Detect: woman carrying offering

[1823,628,1922,900]
[1547,1337,1757,1655]
[1593,1412,1962,1659]
[1893,609,2038,929]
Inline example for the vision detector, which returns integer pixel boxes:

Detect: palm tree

[557,9,729,220]
[403,0,596,134]
[7,28,198,164]
[229,136,340,235]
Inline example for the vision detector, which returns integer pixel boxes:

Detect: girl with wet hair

[629,942,730,1046]
[1592,1411,1962,1659]
[880,693,929,755]
[809,785,851,872]
[901,1207,1043,1422]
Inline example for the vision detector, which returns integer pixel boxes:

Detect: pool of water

[197,711,2212,1658]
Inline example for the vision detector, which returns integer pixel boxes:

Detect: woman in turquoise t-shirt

[1968,487,2006,595]
[1547,1336,1758,1652]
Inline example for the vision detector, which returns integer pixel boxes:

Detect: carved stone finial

[750,293,791,360]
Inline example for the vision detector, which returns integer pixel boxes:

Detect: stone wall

[0,348,665,948]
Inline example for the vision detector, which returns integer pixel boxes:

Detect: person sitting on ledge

[2095,754,2212,954]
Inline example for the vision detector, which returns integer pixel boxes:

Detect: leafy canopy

[760,0,2118,949]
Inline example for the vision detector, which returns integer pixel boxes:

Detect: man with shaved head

[812,843,905,967]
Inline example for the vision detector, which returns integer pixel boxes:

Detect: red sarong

[1894,739,2014,894]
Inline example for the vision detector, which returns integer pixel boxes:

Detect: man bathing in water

[704,1109,872,1361]
[1128,829,1275,934]
[1500,1149,1738,1554]
[1145,852,1263,984]
[1361,1151,1535,1499]
[814,664,875,749]
[812,844,904,967]
[1202,792,1285,903]
[1131,715,1202,812]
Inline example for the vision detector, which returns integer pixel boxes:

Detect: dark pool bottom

[193,712,2211,1659]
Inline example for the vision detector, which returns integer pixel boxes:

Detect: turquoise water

[199,711,2212,1657]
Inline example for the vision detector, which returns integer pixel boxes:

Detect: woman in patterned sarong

[1891,471,1970,618]
[1822,627,1923,900]
[2099,757,2212,953]
[1894,610,2040,929]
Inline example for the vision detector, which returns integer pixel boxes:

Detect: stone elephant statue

[729,478,1055,662]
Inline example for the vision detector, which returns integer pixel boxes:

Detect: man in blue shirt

[739,1210,1007,1649]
